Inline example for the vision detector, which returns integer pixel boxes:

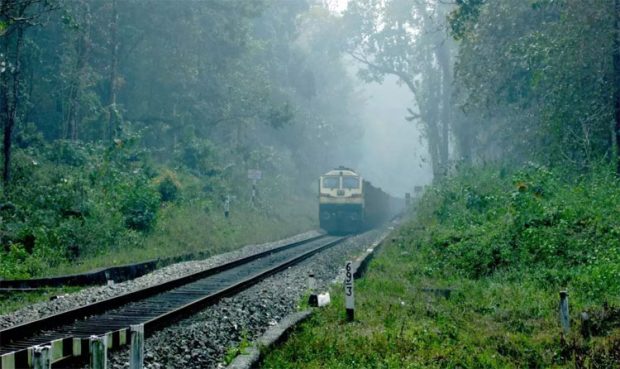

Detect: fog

[356,75,433,196]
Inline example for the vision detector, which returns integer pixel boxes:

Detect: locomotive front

[319,167,364,234]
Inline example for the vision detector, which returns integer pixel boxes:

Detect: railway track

[0,234,346,369]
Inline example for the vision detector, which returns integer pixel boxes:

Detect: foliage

[0,137,317,281]
[156,175,180,203]
[120,183,160,232]
[0,0,361,280]
[263,164,620,369]
[449,1,616,167]
[224,331,252,365]
[410,164,620,302]
[342,0,459,177]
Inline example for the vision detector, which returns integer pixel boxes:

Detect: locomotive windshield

[342,177,360,189]
[322,176,339,189]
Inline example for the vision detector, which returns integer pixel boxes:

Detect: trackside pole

[130,324,145,369]
[32,345,51,369]
[559,290,570,334]
[90,335,107,369]
[344,261,354,322]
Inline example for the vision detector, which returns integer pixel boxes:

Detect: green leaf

[0,21,7,35]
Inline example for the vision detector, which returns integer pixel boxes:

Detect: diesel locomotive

[318,166,394,234]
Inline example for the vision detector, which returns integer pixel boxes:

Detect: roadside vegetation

[0,139,315,280]
[263,164,620,368]
[262,1,620,366]
[0,1,359,281]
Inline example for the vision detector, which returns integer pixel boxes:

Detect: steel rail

[0,234,326,346]
[0,234,346,368]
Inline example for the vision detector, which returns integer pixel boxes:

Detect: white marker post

[344,261,354,322]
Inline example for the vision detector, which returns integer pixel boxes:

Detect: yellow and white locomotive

[319,166,391,234]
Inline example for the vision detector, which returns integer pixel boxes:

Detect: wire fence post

[559,290,570,334]
[130,324,145,369]
[89,335,107,369]
[32,345,51,369]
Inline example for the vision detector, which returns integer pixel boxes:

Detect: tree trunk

[435,37,454,174]
[2,21,24,192]
[416,63,443,182]
[107,0,119,143]
[614,0,620,174]
[67,21,89,142]
[437,45,451,177]
[0,35,10,191]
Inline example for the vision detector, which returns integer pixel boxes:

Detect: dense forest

[2,0,620,366]
[0,0,366,278]
[1,0,620,281]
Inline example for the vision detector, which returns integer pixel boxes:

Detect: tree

[0,0,55,191]
[450,1,616,168]
[615,0,620,174]
[342,0,458,180]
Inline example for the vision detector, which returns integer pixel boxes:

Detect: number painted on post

[344,261,354,309]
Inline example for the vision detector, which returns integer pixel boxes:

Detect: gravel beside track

[0,225,394,369]
[108,227,392,369]
[0,231,321,330]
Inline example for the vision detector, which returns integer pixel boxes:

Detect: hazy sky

[321,0,433,196]
[356,75,433,196]
[324,0,349,13]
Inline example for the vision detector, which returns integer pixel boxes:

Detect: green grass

[261,164,620,368]
[46,197,316,276]
[262,242,570,369]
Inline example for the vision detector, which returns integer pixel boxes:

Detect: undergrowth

[262,163,620,368]
[0,140,315,280]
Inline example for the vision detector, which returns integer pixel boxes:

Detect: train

[318,166,400,234]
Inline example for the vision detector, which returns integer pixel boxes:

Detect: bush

[121,185,161,231]
[47,140,88,166]
[409,164,620,301]
[157,176,180,202]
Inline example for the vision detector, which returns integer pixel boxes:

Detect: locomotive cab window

[322,176,340,189]
[342,177,360,189]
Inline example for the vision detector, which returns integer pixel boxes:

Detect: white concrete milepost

[344,260,354,322]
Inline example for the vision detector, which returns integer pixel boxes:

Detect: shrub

[410,163,620,300]
[47,140,88,166]
[157,176,180,202]
[121,185,160,231]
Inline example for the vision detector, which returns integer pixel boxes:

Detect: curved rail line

[0,234,347,369]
